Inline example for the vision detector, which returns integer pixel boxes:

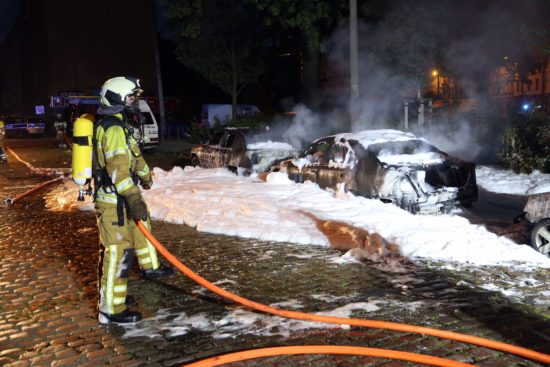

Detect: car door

[200,131,225,168]
[317,142,350,190]
[218,131,236,167]
[286,139,332,184]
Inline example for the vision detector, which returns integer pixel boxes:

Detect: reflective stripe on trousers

[96,205,158,314]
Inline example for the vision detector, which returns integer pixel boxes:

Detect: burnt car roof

[316,129,421,150]
[311,129,446,167]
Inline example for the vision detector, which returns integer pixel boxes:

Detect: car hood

[524,192,550,223]
[248,148,299,172]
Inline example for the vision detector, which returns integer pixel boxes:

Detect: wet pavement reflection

[0,140,549,366]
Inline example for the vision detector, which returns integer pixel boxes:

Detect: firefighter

[54,114,67,149]
[95,76,172,324]
[0,117,7,163]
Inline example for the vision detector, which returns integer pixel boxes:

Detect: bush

[499,112,550,173]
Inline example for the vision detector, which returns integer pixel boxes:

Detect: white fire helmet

[100,76,143,107]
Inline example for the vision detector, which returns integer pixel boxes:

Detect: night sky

[0,0,20,42]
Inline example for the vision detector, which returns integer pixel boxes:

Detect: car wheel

[530,219,550,257]
[191,155,201,167]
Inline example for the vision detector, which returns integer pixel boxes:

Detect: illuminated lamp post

[432,69,440,96]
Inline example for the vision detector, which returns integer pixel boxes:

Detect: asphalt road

[459,188,531,245]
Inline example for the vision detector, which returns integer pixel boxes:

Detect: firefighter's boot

[141,264,174,279]
[98,309,142,324]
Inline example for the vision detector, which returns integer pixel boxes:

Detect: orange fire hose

[5,146,34,170]
[4,147,66,205]
[5,176,64,206]
[183,345,477,367]
[136,221,550,365]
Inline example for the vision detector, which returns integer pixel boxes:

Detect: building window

[535,78,539,91]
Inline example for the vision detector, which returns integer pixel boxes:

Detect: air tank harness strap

[72,136,90,146]
[93,167,126,227]
[93,115,130,227]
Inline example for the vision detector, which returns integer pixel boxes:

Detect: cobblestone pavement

[1,141,550,367]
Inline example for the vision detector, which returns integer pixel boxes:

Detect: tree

[161,0,267,119]
[252,0,347,110]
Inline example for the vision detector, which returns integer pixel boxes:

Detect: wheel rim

[535,224,550,256]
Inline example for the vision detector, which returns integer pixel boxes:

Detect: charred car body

[190,128,298,173]
[268,129,478,215]
[516,193,550,258]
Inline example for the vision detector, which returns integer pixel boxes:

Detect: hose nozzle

[77,188,85,201]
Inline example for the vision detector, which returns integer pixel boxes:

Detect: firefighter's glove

[126,193,148,221]
[140,179,152,190]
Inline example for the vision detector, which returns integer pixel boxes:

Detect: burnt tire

[530,219,550,258]
[191,155,201,167]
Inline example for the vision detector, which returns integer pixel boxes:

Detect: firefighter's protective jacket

[94,114,152,208]
[0,120,5,144]
[54,120,67,131]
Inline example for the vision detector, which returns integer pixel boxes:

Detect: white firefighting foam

[45,165,550,269]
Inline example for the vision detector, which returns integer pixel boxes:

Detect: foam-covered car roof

[330,129,420,149]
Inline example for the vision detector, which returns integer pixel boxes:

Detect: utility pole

[153,3,167,140]
[404,101,409,130]
[349,0,359,128]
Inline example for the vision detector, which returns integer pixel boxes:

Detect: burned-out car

[516,193,550,258]
[190,128,297,173]
[268,129,478,215]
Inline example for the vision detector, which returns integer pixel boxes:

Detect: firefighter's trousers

[96,205,160,315]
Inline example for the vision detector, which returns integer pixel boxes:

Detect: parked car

[26,116,46,137]
[4,116,46,138]
[515,193,550,258]
[267,129,478,215]
[4,116,27,138]
[190,128,298,173]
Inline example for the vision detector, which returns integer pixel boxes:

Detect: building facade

[489,56,550,114]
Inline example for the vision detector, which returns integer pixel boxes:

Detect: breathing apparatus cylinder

[71,114,94,201]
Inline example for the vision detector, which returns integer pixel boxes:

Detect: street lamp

[432,69,440,96]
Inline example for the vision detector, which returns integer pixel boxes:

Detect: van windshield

[142,113,155,125]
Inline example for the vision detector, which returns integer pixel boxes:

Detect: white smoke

[251,0,539,163]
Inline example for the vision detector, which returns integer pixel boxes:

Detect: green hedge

[499,112,550,173]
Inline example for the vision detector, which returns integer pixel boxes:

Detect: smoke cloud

[251,0,544,164]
